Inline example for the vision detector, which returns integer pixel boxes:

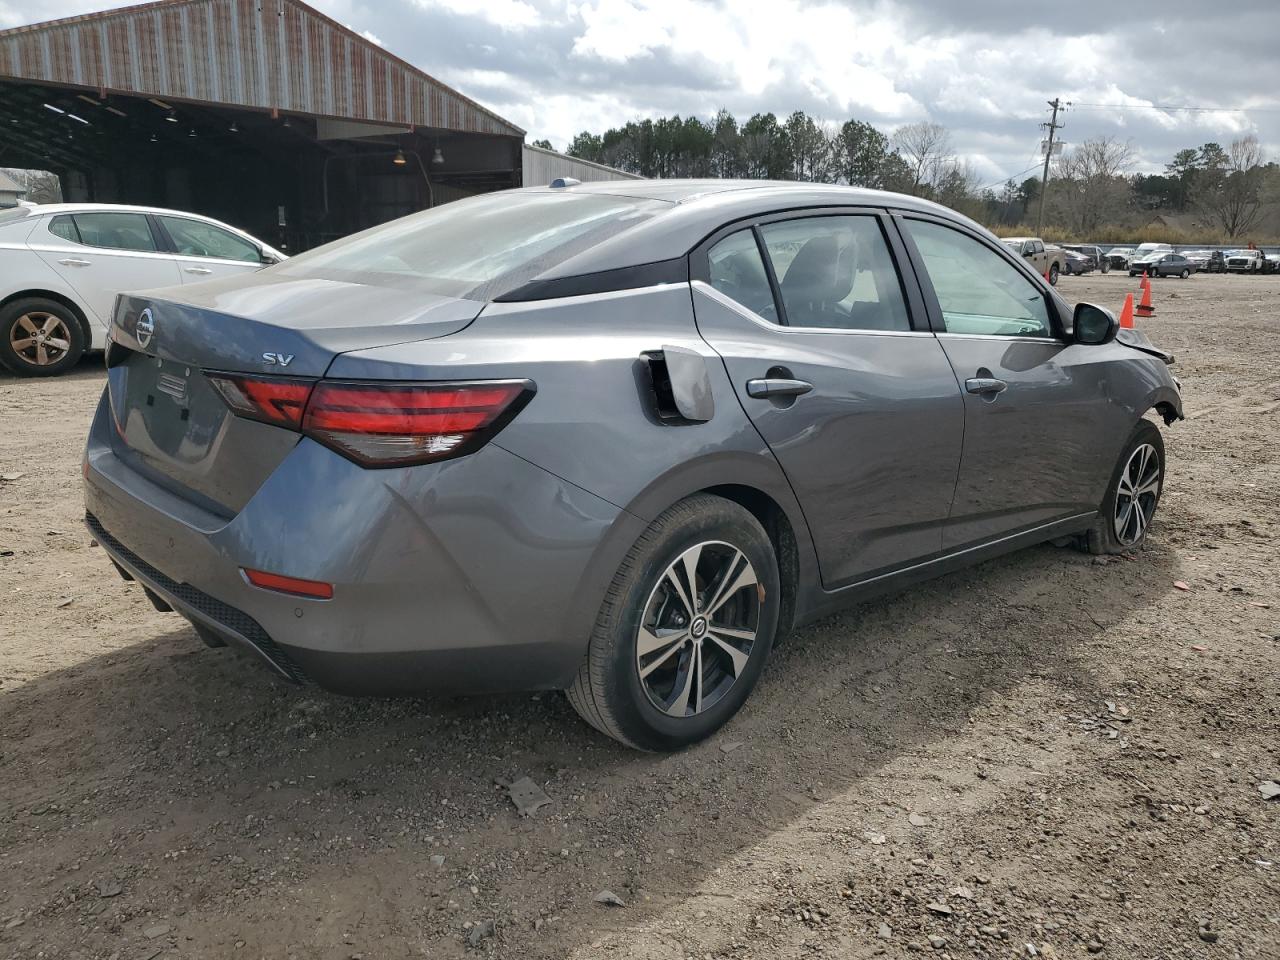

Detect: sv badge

[262,352,295,367]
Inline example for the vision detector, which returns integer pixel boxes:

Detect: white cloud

[4,0,1278,179]
[415,0,542,30]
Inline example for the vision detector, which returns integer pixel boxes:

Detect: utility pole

[1036,98,1066,235]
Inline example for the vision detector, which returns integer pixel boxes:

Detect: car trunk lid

[106,273,484,515]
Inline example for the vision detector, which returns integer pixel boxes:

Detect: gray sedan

[1130,252,1197,278]
[84,181,1183,750]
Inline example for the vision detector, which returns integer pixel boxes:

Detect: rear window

[280,191,668,300]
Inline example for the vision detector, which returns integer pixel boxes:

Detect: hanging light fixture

[164,110,178,123]
[229,121,239,133]
[150,133,158,142]
[431,144,445,166]
[392,149,407,166]
[187,128,197,138]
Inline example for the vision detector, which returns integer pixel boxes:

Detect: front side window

[757,216,911,331]
[905,220,1053,338]
[70,212,157,252]
[707,229,776,321]
[159,216,260,262]
[282,191,668,300]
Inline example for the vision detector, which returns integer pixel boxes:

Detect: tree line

[551,110,1280,241]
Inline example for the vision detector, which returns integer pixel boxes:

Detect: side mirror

[1023,250,1034,258]
[1073,302,1118,345]
[260,253,279,265]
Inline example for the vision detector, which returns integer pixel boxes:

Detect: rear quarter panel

[328,283,822,638]
[0,220,103,348]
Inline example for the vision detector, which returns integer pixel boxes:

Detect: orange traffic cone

[1139,273,1151,293]
[1135,281,1155,318]
[1118,292,1135,329]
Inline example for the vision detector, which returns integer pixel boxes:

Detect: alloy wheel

[9,312,73,367]
[1114,442,1161,546]
[636,540,761,718]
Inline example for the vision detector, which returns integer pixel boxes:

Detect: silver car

[83,181,1183,751]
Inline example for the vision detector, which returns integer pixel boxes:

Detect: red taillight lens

[301,380,534,467]
[242,567,333,599]
[208,372,534,468]
[206,373,313,429]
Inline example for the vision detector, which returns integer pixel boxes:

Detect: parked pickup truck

[1225,249,1267,273]
[1001,236,1063,285]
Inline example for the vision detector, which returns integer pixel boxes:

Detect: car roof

[515,179,994,281]
[21,202,278,251]
[29,202,201,217]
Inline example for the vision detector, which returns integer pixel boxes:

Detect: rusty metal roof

[0,0,523,137]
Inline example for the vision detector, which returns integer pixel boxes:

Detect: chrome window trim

[693,281,934,338]
[935,331,1064,344]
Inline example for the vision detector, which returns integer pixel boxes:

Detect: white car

[1225,249,1266,273]
[0,203,286,376]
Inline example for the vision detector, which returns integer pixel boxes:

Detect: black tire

[1084,420,1165,555]
[1180,268,1190,279]
[567,494,781,751]
[1048,264,1059,286]
[0,297,86,377]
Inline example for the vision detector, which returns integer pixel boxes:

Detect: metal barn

[0,0,527,251]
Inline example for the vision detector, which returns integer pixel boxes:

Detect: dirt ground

[1,273,1277,960]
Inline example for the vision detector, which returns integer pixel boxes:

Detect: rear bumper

[83,390,640,695]
[87,512,307,683]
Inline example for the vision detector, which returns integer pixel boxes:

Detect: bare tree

[1050,136,1134,234]
[890,121,952,196]
[2,168,61,204]
[1193,135,1267,239]
[933,159,982,216]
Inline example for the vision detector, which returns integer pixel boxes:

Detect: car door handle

[746,377,813,399]
[58,257,91,267]
[965,377,1008,396]
[184,267,213,275]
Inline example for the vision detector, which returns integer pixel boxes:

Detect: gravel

[1,273,1278,959]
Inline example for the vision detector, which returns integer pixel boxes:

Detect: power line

[1070,101,1280,115]
[977,162,1042,193]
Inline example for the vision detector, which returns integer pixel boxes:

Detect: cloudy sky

[3,0,1279,184]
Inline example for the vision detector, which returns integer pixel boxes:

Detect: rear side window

[48,215,79,242]
[281,191,668,300]
[70,212,158,252]
[159,216,260,262]
[758,216,911,331]
[707,229,776,321]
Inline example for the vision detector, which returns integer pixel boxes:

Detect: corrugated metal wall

[522,144,643,185]
[0,0,522,137]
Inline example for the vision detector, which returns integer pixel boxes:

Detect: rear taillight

[303,380,534,467]
[207,373,312,429]
[205,372,534,468]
